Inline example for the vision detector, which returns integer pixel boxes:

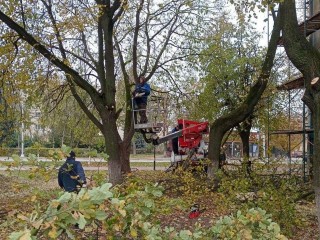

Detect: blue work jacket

[134,82,151,105]
[58,157,86,192]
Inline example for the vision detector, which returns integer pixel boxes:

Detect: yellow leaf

[119,200,126,208]
[130,228,138,238]
[17,214,28,221]
[114,224,120,231]
[31,195,37,202]
[19,230,32,240]
[119,209,126,217]
[48,228,57,239]
[32,219,44,229]
[50,201,60,208]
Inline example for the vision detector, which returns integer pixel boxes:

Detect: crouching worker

[58,151,87,193]
[132,75,151,123]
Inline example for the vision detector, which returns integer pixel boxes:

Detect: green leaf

[8,232,23,240]
[61,144,71,155]
[9,230,32,240]
[144,199,154,208]
[78,213,87,229]
[99,183,113,192]
[141,206,151,216]
[179,230,193,240]
[152,189,163,197]
[88,184,113,203]
[57,192,72,203]
[236,210,242,217]
[95,210,108,220]
[89,190,108,203]
[65,229,75,239]
[99,153,109,161]
[88,149,98,157]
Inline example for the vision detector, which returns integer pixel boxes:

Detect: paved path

[0,156,171,163]
[0,156,303,173]
[0,166,167,171]
[0,155,171,171]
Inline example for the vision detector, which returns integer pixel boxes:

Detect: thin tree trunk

[238,117,253,159]
[120,78,135,173]
[238,118,252,176]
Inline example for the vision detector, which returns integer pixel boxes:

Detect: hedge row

[0,148,93,158]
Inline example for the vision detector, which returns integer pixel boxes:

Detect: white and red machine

[132,96,209,159]
[153,119,208,145]
[151,119,209,171]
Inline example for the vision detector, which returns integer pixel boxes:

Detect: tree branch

[0,10,100,99]
[69,82,103,132]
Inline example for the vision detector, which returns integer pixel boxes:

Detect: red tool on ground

[188,203,202,219]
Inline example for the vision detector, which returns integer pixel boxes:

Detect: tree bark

[102,116,123,185]
[120,141,131,173]
[238,117,253,176]
[238,116,253,159]
[207,9,281,178]
[280,0,320,230]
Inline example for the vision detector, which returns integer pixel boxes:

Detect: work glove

[135,92,145,97]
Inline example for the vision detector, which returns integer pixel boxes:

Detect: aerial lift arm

[152,119,209,148]
[152,129,183,145]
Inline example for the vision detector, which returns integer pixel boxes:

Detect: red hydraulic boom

[152,119,209,150]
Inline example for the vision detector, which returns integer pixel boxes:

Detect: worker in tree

[132,75,151,123]
[58,151,87,193]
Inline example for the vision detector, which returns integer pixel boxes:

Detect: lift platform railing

[131,95,165,133]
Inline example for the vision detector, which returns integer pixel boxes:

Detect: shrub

[210,208,288,239]
[217,160,302,236]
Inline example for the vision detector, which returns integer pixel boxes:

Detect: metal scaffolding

[271,0,320,181]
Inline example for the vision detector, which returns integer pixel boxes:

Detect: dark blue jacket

[171,127,179,144]
[134,82,151,105]
[58,157,86,192]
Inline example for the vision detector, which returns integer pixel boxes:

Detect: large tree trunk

[207,124,224,177]
[280,0,320,230]
[120,141,131,173]
[102,118,123,185]
[207,12,281,178]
